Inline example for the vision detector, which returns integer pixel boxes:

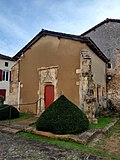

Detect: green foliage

[19,112,33,120]
[36,95,89,134]
[90,117,115,129]
[0,104,19,120]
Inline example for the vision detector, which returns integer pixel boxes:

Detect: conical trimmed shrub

[0,104,19,120]
[36,95,89,134]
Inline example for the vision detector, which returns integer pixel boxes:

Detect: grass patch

[107,118,120,134]
[17,131,111,159]
[17,118,120,160]
[19,112,33,120]
[0,112,33,123]
[90,117,115,129]
[29,122,36,128]
[95,119,120,160]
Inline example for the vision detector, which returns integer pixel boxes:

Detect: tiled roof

[0,53,15,61]
[81,18,120,36]
[13,29,109,63]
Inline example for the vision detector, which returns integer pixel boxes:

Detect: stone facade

[9,30,108,122]
[107,50,120,110]
[7,62,19,107]
[80,51,97,123]
[82,20,120,67]
[82,19,120,108]
[37,66,59,115]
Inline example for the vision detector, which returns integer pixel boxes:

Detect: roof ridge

[13,29,109,63]
[13,29,88,59]
[0,53,15,61]
[41,29,83,38]
[81,18,120,36]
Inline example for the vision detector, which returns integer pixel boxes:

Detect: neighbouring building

[81,18,120,109]
[9,29,109,122]
[0,53,15,103]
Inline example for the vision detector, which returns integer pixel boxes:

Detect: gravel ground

[0,132,107,160]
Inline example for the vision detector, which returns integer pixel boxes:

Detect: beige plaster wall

[12,35,107,114]
[88,48,106,87]
[19,36,84,113]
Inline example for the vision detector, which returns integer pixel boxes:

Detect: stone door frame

[37,66,59,115]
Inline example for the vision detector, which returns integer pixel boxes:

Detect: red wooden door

[0,89,6,100]
[44,85,54,109]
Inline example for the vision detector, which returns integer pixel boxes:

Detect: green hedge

[36,95,89,134]
[0,104,19,120]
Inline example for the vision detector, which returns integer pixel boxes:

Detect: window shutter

[9,71,11,81]
[0,69,2,81]
[6,71,8,81]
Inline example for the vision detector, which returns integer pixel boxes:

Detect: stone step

[1,127,21,134]
[8,123,27,130]
[26,128,99,145]
[68,129,99,144]
[0,122,27,130]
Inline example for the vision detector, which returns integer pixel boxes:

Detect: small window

[5,62,8,67]
[2,71,9,81]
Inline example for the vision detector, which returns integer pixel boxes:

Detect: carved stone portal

[37,66,59,115]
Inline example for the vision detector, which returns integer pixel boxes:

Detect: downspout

[18,59,20,111]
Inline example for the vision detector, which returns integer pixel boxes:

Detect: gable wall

[19,36,84,112]
[12,35,107,114]
[85,45,106,86]
[84,22,120,67]
[83,22,120,108]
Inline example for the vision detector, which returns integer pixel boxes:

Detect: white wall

[0,59,15,103]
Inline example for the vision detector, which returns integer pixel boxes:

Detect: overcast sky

[0,0,120,57]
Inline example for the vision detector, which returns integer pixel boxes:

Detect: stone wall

[82,21,120,67]
[80,51,97,123]
[107,50,120,110]
[82,21,120,111]
[7,62,18,107]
